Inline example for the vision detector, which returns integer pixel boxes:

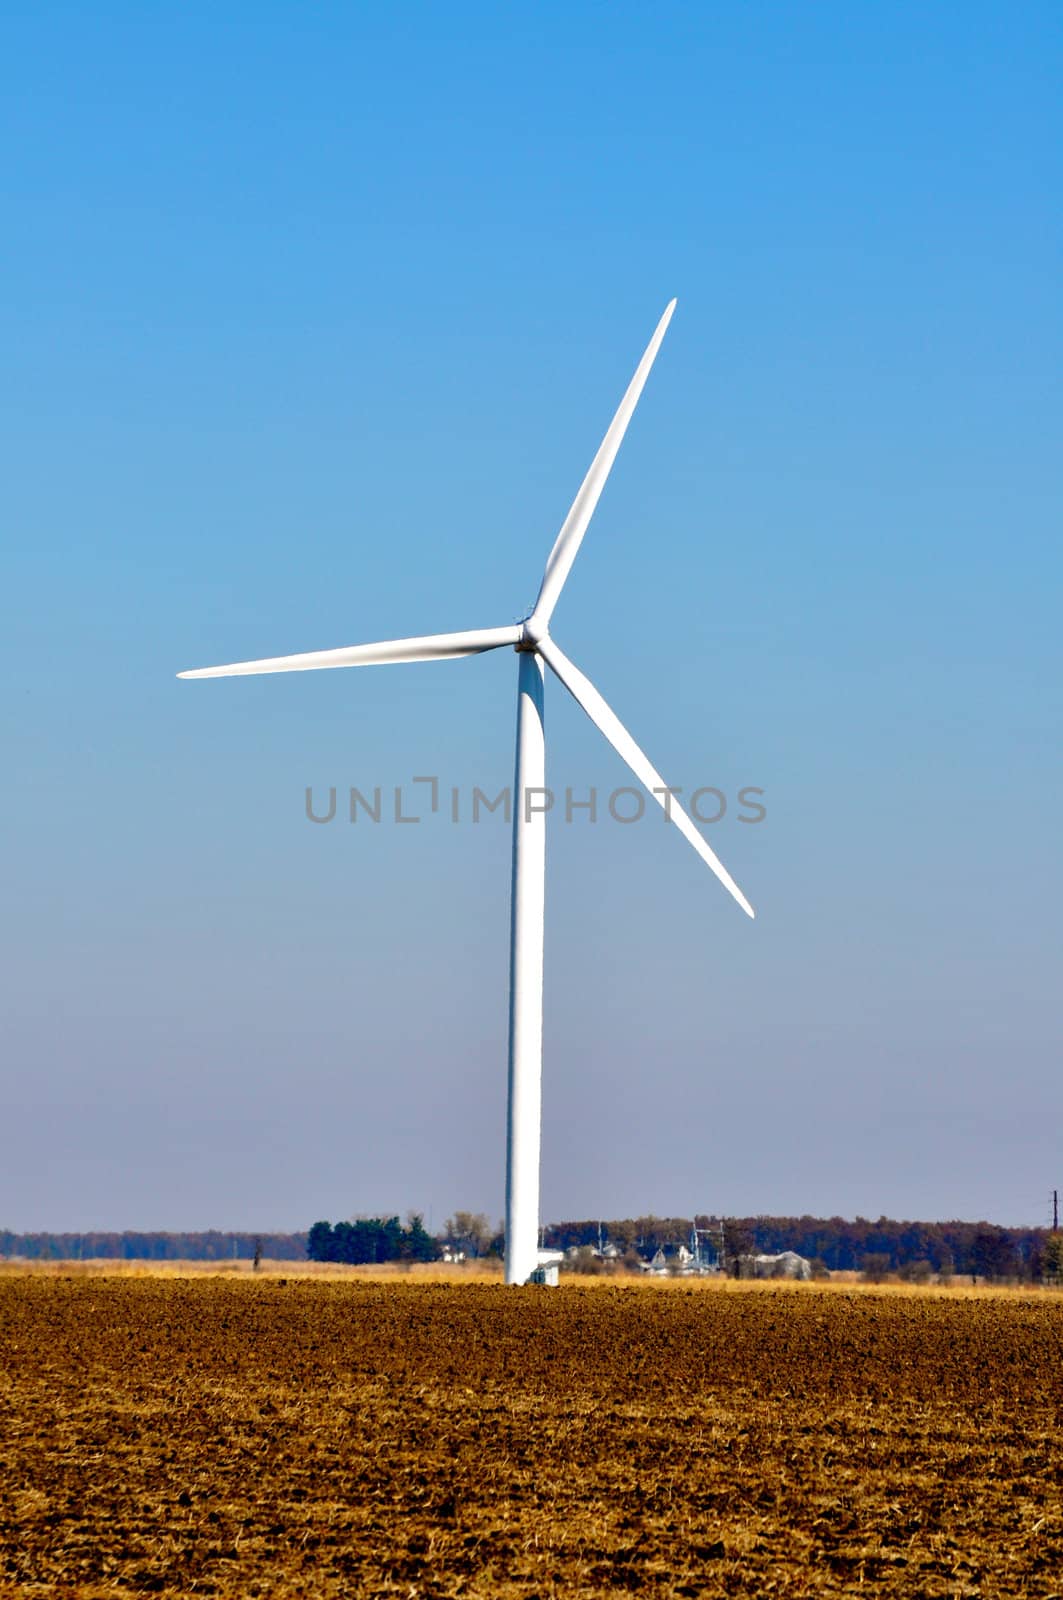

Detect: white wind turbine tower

[180,300,754,1286]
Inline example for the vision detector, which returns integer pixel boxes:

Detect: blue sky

[2,2,1060,1233]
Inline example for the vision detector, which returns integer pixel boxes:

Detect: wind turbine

[179,300,754,1286]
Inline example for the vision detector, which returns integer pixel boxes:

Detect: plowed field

[1,1277,1061,1596]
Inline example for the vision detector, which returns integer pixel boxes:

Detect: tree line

[1,1214,497,1268]
[306,1215,437,1264]
[0,1230,308,1261]
[542,1214,1053,1281]
[3,1213,1058,1281]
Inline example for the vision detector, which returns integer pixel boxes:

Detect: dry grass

[0,1256,1055,1301]
[0,1256,503,1283]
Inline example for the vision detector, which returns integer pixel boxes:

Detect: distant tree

[305,1215,436,1266]
[721,1219,755,1278]
[862,1253,891,1284]
[541,1219,599,1252]
[972,1229,1017,1283]
[1039,1233,1063,1285]
[604,1219,632,1250]
[565,1246,605,1276]
[401,1213,439,1263]
[307,1221,334,1262]
[443,1212,493,1259]
[345,1217,403,1264]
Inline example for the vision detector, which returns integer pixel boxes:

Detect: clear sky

[2,2,1060,1235]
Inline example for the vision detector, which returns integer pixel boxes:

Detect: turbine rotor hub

[519,616,548,651]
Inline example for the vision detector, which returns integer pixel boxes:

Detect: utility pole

[1054,1190,1058,1232]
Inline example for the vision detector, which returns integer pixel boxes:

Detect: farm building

[748,1251,812,1280]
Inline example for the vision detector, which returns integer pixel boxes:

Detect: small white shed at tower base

[529,1249,564,1286]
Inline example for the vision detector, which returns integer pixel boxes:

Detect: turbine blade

[178,624,521,679]
[529,300,676,631]
[538,636,755,919]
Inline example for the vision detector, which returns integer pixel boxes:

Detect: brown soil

[1,1278,1060,1596]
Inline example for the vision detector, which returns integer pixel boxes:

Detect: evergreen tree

[307,1221,334,1262]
